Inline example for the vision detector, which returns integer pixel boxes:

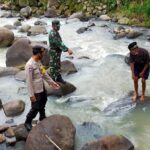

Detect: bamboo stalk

[45,135,62,150]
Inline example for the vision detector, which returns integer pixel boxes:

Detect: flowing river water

[0,9,150,150]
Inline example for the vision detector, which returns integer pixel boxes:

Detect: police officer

[24,45,59,131]
[48,20,73,84]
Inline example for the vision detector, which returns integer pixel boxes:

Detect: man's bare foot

[140,95,145,102]
[132,95,138,102]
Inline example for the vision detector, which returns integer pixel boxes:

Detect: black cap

[52,20,60,26]
[128,42,138,50]
[32,45,45,55]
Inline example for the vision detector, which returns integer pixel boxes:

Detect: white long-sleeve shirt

[25,58,53,97]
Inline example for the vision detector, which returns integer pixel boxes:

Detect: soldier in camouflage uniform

[48,20,73,84]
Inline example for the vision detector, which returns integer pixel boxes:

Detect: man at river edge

[48,20,73,84]
[24,45,60,131]
[129,42,150,102]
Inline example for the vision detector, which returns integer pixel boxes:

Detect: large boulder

[0,27,14,48]
[20,6,32,19]
[25,115,76,150]
[6,38,50,67]
[45,81,76,96]
[0,67,20,77]
[81,135,134,150]
[3,100,25,117]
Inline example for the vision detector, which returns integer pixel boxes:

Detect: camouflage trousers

[49,50,61,81]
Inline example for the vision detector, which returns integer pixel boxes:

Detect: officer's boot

[24,117,32,131]
[39,109,46,121]
[56,74,66,84]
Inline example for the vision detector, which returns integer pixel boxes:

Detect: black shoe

[24,122,32,131]
[39,116,46,121]
[56,75,66,84]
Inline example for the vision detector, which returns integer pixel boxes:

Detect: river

[0,9,150,150]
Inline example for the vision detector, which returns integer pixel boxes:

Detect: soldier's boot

[24,117,32,131]
[56,74,66,84]
[39,109,46,121]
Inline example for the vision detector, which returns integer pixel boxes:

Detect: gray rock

[44,8,57,18]
[25,115,76,150]
[45,81,76,97]
[118,17,129,25]
[0,67,20,77]
[76,27,89,34]
[99,14,111,21]
[34,20,47,26]
[0,99,2,109]
[126,31,143,39]
[69,12,83,19]
[15,71,26,82]
[14,21,22,27]
[61,60,77,75]
[19,25,31,33]
[3,100,25,117]
[28,26,47,35]
[0,27,14,48]
[20,6,32,19]
[14,124,29,141]
[3,25,16,30]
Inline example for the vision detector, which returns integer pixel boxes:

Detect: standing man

[48,20,73,84]
[128,42,150,102]
[24,45,60,131]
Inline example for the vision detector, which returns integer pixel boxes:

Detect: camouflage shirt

[48,30,68,52]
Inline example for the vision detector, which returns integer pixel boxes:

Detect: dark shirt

[130,48,150,65]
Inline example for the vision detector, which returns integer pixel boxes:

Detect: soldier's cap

[128,42,138,51]
[32,45,46,55]
[52,20,60,26]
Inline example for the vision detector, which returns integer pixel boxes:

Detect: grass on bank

[108,0,150,27]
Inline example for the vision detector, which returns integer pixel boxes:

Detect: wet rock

[6,38,49,67]
[61,60,77,75]
[118,17,129,25]
[44,8,57,18]
[78,56,90,59]
[5,127,15,138]
[3,100,25,117]
[126,31,143,39]
[113,32,127,40]
[25,115,76,150]
[15,71,26,82]
[124,53,130,65]
[0,27,14,48]
[69,12,83,19]
[34,20,47,26]
[76,122,102,150]
[5,119,14,125]
[3,25,16,30]
[20,6,32,19]
[99,14,111,21]
[0,67,20,77]
[0,134,6,143]
[14,124,29,141]
[6,137,16,145]
[19,25,31,33]
[1,12,13,18]
[81,135,134,150]
[0,125,10,133]
[113,26,125,34]
[45,81,76,97]
[147,35,150,40]
[28,26,47,35]
[15,141,25,150]
[14,21,22,27]
[66,18,80,24]
[76,27,89,34]
[103,96,136,116]
[17,87,27,95]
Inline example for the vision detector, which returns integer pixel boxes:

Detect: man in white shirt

[25,45,59,131]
